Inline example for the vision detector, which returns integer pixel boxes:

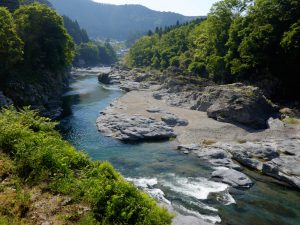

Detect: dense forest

[0,0,117,116]
[48,0,199,40]
[127,0,300,100]
[62,15,117,67]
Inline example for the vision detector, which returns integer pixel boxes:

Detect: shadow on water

[59,68,300,225]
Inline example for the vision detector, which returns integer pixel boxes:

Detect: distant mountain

[48,0,199,40]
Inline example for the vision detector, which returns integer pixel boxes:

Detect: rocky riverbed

[97,66,300,191]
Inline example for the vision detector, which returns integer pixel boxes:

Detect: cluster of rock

[98,66,156,92]
[97,112,176,142]
[154,83,276,129]
[178,138,300,190]
[100,65,278,129]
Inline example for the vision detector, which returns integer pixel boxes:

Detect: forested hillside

[127,0,300,100]
[0,2,74,117]
[48,0,198,40]
[62,15,117,67]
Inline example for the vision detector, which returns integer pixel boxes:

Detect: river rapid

[59,67,300,225]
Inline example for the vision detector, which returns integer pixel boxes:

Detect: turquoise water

[60,68,300,225]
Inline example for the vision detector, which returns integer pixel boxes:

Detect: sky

[93,0,219,16]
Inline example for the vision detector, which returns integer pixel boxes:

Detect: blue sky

[93,0,219,16]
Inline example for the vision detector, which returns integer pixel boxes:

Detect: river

[60,67,300,225]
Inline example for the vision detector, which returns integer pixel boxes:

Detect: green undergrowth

[0,107,173,224]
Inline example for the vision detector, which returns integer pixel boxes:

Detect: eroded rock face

[202,84,275,129]
[96,113,176,142]
[177,138,300,190]
[153,83,276,129]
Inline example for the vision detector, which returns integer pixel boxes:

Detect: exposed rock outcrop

[97,113,176,142]
[181,139,300,190]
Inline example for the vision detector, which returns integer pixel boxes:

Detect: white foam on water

[175,204,221,224]
[126,177,170,204]
[126,177,157,188]
[146,188,171,205]
[160,174,229,200]
[190,201,218,212]
[101,85,120,91]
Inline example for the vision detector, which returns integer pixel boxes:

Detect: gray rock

[98,72,112,84]
[177,144,200,151]
[204,84,275,129]
[212,167,253,188]
[262,157,300,189]
[119,81,141,92]
[146,107,161,113]
[96,112,176,142]
[196,147,241,170]
[172,215,213,225]
[153,92,163,100]
[0,91,13,107]
[267,117,284,129]
[161,113,188,127]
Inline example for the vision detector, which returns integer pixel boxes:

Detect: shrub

[0,107,173,224]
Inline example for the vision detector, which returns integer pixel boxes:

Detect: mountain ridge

[48,0,201,40]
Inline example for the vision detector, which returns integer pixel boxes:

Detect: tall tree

[0,7,23,76]
[14,3,75,73]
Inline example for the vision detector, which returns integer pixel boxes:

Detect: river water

[60,67,300,225]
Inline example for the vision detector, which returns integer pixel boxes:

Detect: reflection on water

[60,68,300,225]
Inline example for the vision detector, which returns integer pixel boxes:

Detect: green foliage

[63,15,89,45]
[0,7,23,75]
[0,107,173,224]
[73,41,117,67]
[14,3,75,72]
[0,0,20,12]
[128,0,300,98]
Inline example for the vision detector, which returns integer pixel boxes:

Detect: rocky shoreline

[97,65,300,191]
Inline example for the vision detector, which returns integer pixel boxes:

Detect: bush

[0,107,173,224]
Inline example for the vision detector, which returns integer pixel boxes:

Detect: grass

[0,107,173,224]
[282,117,300,125]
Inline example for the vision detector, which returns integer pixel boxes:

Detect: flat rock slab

[97,113,176,142]
[212,167,253,188]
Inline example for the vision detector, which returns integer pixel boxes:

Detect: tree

[0,0,20,12]
[0,7,23,76]
[63,15,89,44]
[14,3,75,73]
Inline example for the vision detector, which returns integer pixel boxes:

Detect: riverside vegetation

[0,1,172,224]
[127,0,300,101]
[0,107,172,224]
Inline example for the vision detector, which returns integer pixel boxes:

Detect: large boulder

[193,83,275,129]
[98,72,112,84]
[97,113,176,142]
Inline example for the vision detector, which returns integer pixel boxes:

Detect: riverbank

[97,66,300,190]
